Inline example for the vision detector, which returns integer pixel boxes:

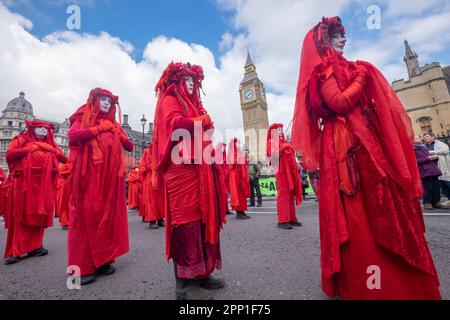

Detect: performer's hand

[193,114,212,128]
[355,63,368,77]
[27,144,40,153]
[98,119,116,133]
[35,142,58,154]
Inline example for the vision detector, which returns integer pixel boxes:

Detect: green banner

[259,176,314,197]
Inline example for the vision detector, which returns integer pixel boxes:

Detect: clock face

[244,89,255,101]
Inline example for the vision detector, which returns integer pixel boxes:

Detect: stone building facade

[392,41,450,140]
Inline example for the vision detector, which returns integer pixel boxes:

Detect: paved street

[0,199,449,300]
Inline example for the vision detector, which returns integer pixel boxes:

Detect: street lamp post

[140,114,147,159]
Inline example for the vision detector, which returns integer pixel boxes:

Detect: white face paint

[34,127,48,139]
[134,168,139,172]
[330,33,346,53]
[99,96,112,113]
[277,127,284,137]
[185,76,194,95]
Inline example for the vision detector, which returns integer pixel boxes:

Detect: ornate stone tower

[404,40,420,78]
[239,51,269,162]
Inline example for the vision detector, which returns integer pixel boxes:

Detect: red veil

[291,17,438,286]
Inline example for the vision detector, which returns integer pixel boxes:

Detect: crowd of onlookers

[414,132,450,210]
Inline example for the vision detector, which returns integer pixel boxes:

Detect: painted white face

[99,96,112,113]
[330,33,346,53]
[277,127,284,137]
[185,76,194,95]
[34,127,48,139]
[134,168,139,172]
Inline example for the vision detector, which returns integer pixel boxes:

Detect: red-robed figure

[3,120,68,265]
[67,88,133,285]
[227,138,251,220]
[127,166,142,211]
[152,62,227,300]
[139,145,165,229]
[291,17,441,299]
[55,163,71,230]
[0,167,5,217]
[267,123,303,230]
[215,143,232,216]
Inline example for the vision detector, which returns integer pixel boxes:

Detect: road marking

[423,213,450,216]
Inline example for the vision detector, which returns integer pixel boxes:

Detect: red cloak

[291,17,440,299]
[127,166,142,210]
[67,88,133,276]
[215,143,230,213]
[4,120,68,258]
[0,168,5,216]
[267,123,302,223]
[139,145,164,222]
[56,163,71,228]
[152,62,226,263]
[227,138,250,211]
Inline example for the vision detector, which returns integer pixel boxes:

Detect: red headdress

[266,123,285,159]
[21,120,59,149]
[69,88,122,175]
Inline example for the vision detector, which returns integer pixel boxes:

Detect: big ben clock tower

[239,51,269,162]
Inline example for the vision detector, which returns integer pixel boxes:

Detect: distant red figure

[127,166,142,211]
[3,120,68,265]
[267,123,302,230]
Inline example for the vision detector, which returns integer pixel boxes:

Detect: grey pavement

[0,199,448,300]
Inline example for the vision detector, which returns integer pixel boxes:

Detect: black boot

[175,266,212,300]
[96,264,116,276]
[197,275,225,289]
[157,219,165,227]
[27,247,48,257]
[80,274,96,286]
[149,221,159,229]
[236,211,250,220]
[277,223,293,230]
[4,256,20,265]
[290,221,303,227]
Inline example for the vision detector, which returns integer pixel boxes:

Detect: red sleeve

[121,137,134,152]
[319,71,367,114]
[68,119,96,145]
[6,139,31,162]
[56,152,69,164]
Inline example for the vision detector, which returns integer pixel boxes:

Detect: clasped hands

[28,142,58,154]
[90,119,117,136]
[193,114,214,130]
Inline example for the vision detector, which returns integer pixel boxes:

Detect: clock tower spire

[239,51,269,162]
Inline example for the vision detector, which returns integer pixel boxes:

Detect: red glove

[193,114,212,128]
[35,142,57,154]
[91,120,116,135]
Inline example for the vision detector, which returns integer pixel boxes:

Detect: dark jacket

[414,144,442,179]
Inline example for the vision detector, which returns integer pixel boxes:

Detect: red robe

[215,143,230,213]
[127,166,142,211]
[67,88,133,276]
[291,18,441,299]
[139,146,164,222]
[55,164,71,228]
[0,168,5,216]
[4,121,68,259]
[227,139,250,212]
[152,62,226,278]
[267,124,302,223]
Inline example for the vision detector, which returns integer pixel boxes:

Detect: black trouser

[440,180,450,198]
[250,178,262,205]
[422,176,441,205]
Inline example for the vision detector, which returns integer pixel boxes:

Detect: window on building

[417,117,433,134]
[7,121,13,127]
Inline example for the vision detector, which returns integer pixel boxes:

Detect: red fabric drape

[56,163,72,227]
[67,88,133,276]
[291,17,440,299]
[0,168,5,216]
[3,120,68,258]
[227,138,250,211]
